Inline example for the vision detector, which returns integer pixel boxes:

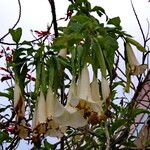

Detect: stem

[105,121,110,150]
[48,0,58,37]
[0,0,22,42]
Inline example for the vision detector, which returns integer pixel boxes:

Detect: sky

[0,0,150,42]
[0,0,150,149]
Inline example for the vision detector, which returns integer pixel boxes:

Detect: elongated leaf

[93,38,106,77]
[0,92,11,99]
[126,37,146,52]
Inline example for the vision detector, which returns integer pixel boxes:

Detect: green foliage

[9,27,22,43]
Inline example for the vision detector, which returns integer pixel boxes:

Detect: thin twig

[48,0,58,38]
[130,0,146,45]
[105,121,110,150]
[0,0,22,42]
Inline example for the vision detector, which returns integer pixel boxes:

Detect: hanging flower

[15,119,30,138]
[32,91,47,135]
[126,43,147,75]
[62,79,88,128]
[69,66,103,124]
[101,76,111,116]
[45,87,66,138]
[101,77,110,102]
[90,76,106,123]
[46,86,87,130]
[14,83,25,121]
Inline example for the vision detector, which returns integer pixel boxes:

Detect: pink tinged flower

[32,91,47,134]
[6,55,12,62]
[1,74,12,82]
[6,123,15,133]
[34,30,50,38]
[14,83,25,120]
[126,43,147,75]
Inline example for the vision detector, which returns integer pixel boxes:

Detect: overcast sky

[0,0,150,42]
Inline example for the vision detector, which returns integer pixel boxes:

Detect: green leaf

[43,139,54,149]
[108,17,122,29]
[126,37,146,52]
[0,131,9,144]
[131,108,150,119]
[93,38,106,77]
[111,119,127,133]
[102,35,118,76]
[0,92,11,99]
[91,6,108,19]
[9,27,22,43]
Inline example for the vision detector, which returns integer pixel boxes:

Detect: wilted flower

[69,66,104,124]
[16,119,29,138]
[126,43,147,75]
[45,87,66,138]
[32,91,46,135]
[14,83,25,120]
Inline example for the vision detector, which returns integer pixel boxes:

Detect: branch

[130,0,146,45]
[48,0,58,37]
[105,121,110,150]
[0,0,22,42]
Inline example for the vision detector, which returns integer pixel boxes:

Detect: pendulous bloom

[14,83,25,121]
[69,66,104,124]
[45,86,66,138]
[46,86,87,129]
[126,42,147,75]
[32,91,47,135]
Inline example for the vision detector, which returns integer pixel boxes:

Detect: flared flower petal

[14,83,25,120]
[56,107,87,128]
[45,87,67,137]
[16,119,29,139]
[46,86,87,128]
[46,119,66,138]
[126,43,147,75]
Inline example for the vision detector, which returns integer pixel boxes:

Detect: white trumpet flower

[14,83,25,120]
[101,77,110,102]
[45,87,66,137]
[46,86,87,129]
[69,66,103,124]
[32,91,46,134]
[90,76,103,113]
[126,43,147,75]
